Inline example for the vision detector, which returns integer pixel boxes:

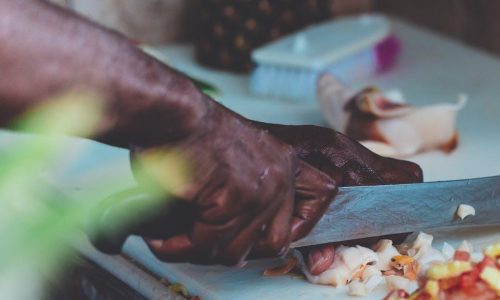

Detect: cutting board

[1,15,499,300]
[120,16,500,299]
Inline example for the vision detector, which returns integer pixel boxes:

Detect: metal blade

[291,175,500,248]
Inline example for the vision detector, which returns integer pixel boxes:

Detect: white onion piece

[294,245,378,287]
[362,265,382,280]
[361,266,384,293]
[458,240,473,253]
[341,246,378,271]
[407,232,445,271]
[385,276,419,294]
[442,242,455,260]
[457,204,476,220]
[348,281,368,296]
[364,274,384,293]
[471,252,484,263]
[385,275,412,291]
[416,247,446,271]
[374,240,400,271]
[411,232,434,255]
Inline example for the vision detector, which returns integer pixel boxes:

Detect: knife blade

[291,175,500,248]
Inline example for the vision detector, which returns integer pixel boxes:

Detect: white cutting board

[1,15,499,300]
[120,20,500,300]
[128,16,500,299]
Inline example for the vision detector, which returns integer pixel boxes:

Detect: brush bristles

[250,65,320,101]
[250,48,377,102]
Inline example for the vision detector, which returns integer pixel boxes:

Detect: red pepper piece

[477,256,496,272]
[454,250,471,261]
[459,270,480,289]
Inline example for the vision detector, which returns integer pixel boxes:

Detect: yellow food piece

[480,267,500,293]
[427,261,472,280]
[407,291,422,300]
[485,243,500,259]
[170,283,189,297]
[391,255,415,266]
[424,280,439,298]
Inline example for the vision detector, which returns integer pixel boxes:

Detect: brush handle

[327,34,401,83]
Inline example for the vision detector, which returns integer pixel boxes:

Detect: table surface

[2,15,499,300]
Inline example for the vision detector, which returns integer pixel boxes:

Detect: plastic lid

[252,14,390,69]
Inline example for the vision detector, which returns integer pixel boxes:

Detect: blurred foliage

[0,93,183,298]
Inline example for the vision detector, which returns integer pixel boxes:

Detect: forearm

[0,0,207,147]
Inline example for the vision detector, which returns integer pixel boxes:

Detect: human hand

[128,104,337,266]
[254,122,423,274]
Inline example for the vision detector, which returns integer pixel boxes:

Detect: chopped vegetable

[454,250,471,261]
[385,275,416,292]
[423,280,439,298]
[267,233,498,299]
[348,280,368,296]
[383,289,409,300]
[480,267,500,293]
[386,241,500,300]
[485,243,500,259]
[263,256,298,277]
[457,204,476,220]
[441,242,455,260]
[427,261,472,280]
[458,240,474,253]
[169,283,190,298]
[388,255,419,280]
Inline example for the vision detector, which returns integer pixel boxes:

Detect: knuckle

[267,164,287,179]
[267,237,289,256]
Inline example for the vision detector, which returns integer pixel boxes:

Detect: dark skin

[0,0,422,266]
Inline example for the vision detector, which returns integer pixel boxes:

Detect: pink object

[375,34,402,73]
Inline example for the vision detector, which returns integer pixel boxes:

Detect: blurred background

[50,0,500,66]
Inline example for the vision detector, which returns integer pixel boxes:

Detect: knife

[291,175,500,248]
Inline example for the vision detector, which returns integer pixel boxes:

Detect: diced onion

[348,281,368,296]
[456,204,475,220]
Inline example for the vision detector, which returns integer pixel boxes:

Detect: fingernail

[236,260,248,268]
[278,245,289,257]
[146,239,163,249]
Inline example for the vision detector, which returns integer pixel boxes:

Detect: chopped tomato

[477,256,496,272]
[383,289,409,300]
[454,250,471,262]
[444,281,498,300]
[439,276,460,290]
[458,270,480,289]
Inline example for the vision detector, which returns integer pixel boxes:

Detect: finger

[217,183,290,265]
[88,188,191,254]
[291,161,337,242]
[304,244,335,275]
[340,160,387,186]
[145,234,194,262]
[250,185,294,259]
[372,157,423,184]
[145,217,242,263]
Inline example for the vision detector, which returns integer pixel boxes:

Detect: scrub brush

[249,14,400,102]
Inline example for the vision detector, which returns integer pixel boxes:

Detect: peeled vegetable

[317,74,466,157]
